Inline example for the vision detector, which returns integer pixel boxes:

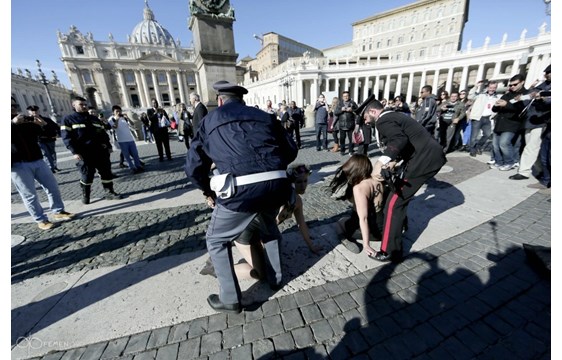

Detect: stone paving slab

[11,129,551,359]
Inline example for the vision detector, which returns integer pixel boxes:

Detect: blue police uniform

[185,82,298,311]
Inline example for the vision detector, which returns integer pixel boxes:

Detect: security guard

[61,97,121,204]
[185,81,298,313]
[357,95,446,262]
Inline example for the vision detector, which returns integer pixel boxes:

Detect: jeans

[492,131,516,166]
[461,119,471,146]
[11,160,64,222]
[39,141,57,170]
[315,123,328,150]
[469,117,492,152]
[339,129,355,154]
[539,131,551,186]
[142,126,154,142]
[119,141,143,169]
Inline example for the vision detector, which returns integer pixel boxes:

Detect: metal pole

[36,60,58,122]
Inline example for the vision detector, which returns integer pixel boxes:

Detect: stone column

[476,63,485,83]
[353,77,360,102]
[151,70,161,104]
[510,59,520,77]
[432,69,440,95]
[363,76,370,101]
[395,73,403,96]
[139,70,151,106]
[445,67,454,93]
[383,74,391,100]
[374,75,380,99]
[176,71,186,104]
[406,72,414,103]
[166,71,175,105]
[134,71,147,107]
[459,66,469,92]
[420,71,427,88]
[492,62,501,79]
[116,69,131,108]
[344,78,349,92]
[335,78,340,96]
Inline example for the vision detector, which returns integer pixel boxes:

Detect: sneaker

[37,221,54,230]
[499,164,516,171]
[513,162,519,168]
[486,159,496,165]
[489,164,501,169]
[52,211,75,221]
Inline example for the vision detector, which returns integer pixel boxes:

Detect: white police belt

[210,170,287,199]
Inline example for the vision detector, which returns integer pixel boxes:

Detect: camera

[539,90,551,97]
[23,116,35,122]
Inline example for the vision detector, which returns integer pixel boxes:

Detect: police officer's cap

[213,80,248,95]
[544,65,551,74]
[354,94,377,117]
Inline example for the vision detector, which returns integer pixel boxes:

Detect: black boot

[81,183,91,204]
[102,182,122,200]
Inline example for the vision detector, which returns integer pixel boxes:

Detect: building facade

[239,0,551,117]
[11,68,74,121]
[57,2,198,113]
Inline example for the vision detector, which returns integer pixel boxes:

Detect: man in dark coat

[189,92,208,135]
[185,80,298,313]
[356,95,446,262]
[147,98,172,161]
[491,74,528,171]
[334,91,358,155]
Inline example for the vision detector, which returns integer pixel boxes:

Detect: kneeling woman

[329,154,385,257]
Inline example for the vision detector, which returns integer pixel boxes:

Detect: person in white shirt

[108,105,144,174]
[467,80,500,157]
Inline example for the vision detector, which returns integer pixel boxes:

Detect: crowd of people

[11,64,550,312]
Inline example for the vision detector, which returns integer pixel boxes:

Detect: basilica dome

[130,1,176,46]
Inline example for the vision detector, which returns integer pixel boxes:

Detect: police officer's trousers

[206,204,282,305]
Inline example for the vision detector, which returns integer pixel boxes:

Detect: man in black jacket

[189,92,208,136]
[27,105,60,173]
[334,91,358,155]
[147,98,172,161]
[12,97,74,230]
[61,96,121,204]
[491,74,527,171]
[356,95,446,262]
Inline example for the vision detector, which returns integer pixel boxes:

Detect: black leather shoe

[509,173,529,180]
[371,251,392,262]
[207,294,241,314]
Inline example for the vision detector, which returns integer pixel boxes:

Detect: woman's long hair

[329,154,373,194]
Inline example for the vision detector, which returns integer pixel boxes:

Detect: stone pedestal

[189,14,237,110]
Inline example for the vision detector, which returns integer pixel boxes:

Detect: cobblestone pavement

[12,128,551,359]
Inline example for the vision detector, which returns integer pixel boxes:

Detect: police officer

[357,95,446,262]
[185,81,298,313]
[61,97,121,204]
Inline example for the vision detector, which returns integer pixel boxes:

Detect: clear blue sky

[10,0,552,89]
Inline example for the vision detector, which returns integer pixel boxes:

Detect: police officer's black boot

[81,183,91,204]
[102,182,122,200]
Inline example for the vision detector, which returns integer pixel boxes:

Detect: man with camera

[510,65,551,184]
[27,105,61,173]
[11,97,74,230]
[334,91,358,155]
[467,80,500,157]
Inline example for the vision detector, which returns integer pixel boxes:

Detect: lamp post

[36,59,58,122]
[279,72,295,102]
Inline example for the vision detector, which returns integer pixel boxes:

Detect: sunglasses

[508,83,520,87]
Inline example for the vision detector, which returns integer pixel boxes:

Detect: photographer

[11,97,74,230]
[147,98,172,161]
[314,94,329,151]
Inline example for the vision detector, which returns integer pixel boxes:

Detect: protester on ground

[11,97,75,230]
[329,154,385,256]
[185,80,298,313]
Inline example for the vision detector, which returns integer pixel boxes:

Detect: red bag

[327,116,334,133]
[170,119,177,130]
[352,128,364,144]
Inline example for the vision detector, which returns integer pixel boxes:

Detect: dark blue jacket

[61,111,111,155]
[185,98,298,212]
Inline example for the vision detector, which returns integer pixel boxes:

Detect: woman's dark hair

[329,154,373,194]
